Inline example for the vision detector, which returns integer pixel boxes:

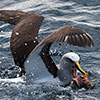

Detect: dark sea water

[0,0,100,100]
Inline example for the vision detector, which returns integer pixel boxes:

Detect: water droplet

[64,77,66,79]
[35,37,37,39]
[25,43,27,46]
[26,92,29,95]
[42,52,45,55]
[34,41,36,43]
[30,22,32,25]
[29,35,31,37]
[32,73,34,76]
[27,61,29,63]
[48,66,50,68]
[15,32,19,35]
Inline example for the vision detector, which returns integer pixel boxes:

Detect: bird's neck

[57,59,73,85]
[59,58,71,70]
[59,58,77,78]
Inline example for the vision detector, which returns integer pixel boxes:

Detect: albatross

[0,10,94,86]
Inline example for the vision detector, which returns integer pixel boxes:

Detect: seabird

[0,10,94,85]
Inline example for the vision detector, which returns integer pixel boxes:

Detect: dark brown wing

[40,43,58,78]
[29,26,94,77]
[0,10,33,25]
[37,26,94,48]
[0,10,44,68]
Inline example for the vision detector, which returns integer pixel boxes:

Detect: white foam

[0,77,25,83]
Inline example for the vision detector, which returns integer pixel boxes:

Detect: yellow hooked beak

[76,61,88,79]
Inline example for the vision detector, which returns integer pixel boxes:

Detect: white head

[58,52,87,86]
[63,52,80,62]
[61,52,87,79]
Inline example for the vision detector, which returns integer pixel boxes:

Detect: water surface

[0,0,100,99]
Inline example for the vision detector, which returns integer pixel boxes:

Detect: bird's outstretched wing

[29,26,94,77]
[0,10,33,25]
[36,26,94,48]
[0,10,44,67]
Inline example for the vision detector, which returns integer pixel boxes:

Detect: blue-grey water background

[0,0,100,100]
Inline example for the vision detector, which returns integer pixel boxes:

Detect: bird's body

[0,10,94,86]
[25,45,81,86]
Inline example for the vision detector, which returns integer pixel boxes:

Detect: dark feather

[0,10,44,68]
[34,26,94,48]
[0,10,33,25]
[40,43,58,77]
